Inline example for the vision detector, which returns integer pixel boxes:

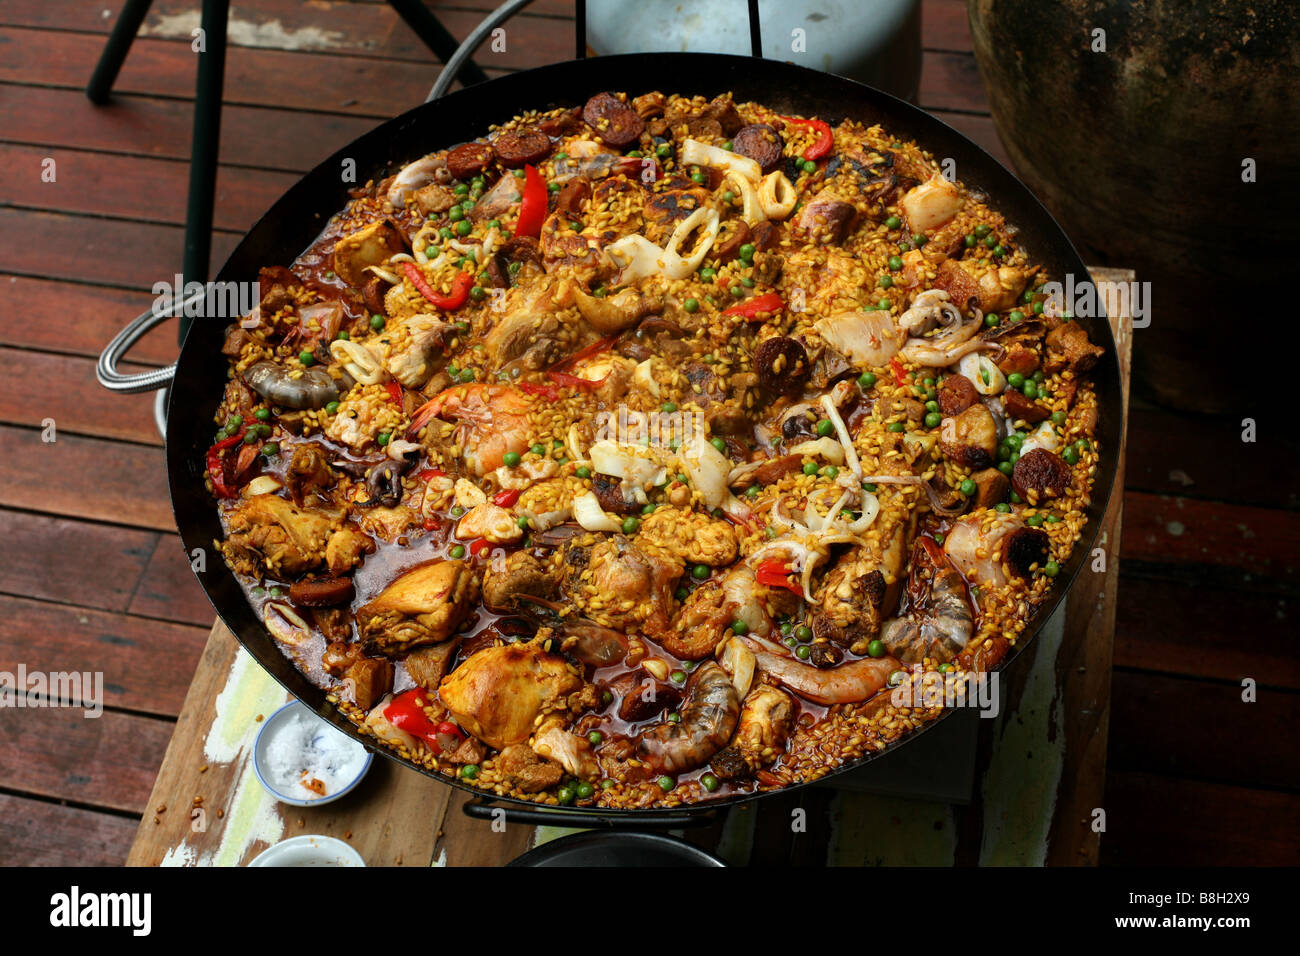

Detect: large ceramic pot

[968,0,1299,411]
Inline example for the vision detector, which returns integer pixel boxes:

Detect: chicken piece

[404,638,462,691]
[636,509,739,567]
[900,175,964,233]
[733,685,796,764]
[322,639,362,677]
[414,183,457,216]
[456,503,524,545]
[284,442,333,504]
[481,282,563,372]
[383,313,454,388]
[438,641,582,750]
[222,494,339,578]
[325,527,374,575]
[482,551,559,613]
[445,736,488,766]
[939,404,998,470]
[796,188,857,245]
[563,536,681,635]
[534,719,599,780]
[356,560,478,656]
[344,658,393,711]
[496,744,564,793]
[332,220,408,288]
[932,259,1034,315]
[1045,322,1105,376]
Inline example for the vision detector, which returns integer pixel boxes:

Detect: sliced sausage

[493,125,553,169]
[1002,388,1050,424]
[795,190,857,244]
[754,336,809,395]
[289,576,356,607]
[592,473,641,515]
[445,142,495,180]
[937,373,979,416]
[732,123,785,174]
[1011,448,1071,502]
[1004,526,1051,578]
[749,220,781,252]
[712,219,751,263]
[583,92,645,147]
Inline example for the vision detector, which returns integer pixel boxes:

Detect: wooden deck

[0,0,1295,866]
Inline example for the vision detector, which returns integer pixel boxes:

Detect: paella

[207,91,1107,807]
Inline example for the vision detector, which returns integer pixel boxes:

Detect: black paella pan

[98,41,1122,827]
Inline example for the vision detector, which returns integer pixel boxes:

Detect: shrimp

[878,537,973,664]
[660,565,771,661]
[741,636,900,705]
[637,662,740,774]
[408,384,534,476]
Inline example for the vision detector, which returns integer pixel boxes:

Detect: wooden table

[126,271,1133,867]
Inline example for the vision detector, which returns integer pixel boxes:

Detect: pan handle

[426,0,536,103]
[461,796,719,830]
[96,284,214,394]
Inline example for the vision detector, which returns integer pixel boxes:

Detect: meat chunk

[493,125,553,168]
[344,658,393,711]
[403,639,461,691]
[413,183,457,216]
[284,442,333,504]
[1045,322,1105,375]
[438,641,582,749]
[1002,388,1050,424]
[969,467,1010,510]
[288,576,355,607]
[608,670,682,724]
[637,509,740,567]
[222,494,341,578]
[582,92,644,147]
[734,685,796,765]
[322,640,362,677]
[731,123,785,174]
[496,744,564,793]
[482,551,559,613]
[937,373,979,416]
[1011,448,1071,503]
[563,536,680,635]
[939,404,998,470]
[324,527,374,575]
[900,175,964,233]
[996,342,1041,378]
[1004,526,1052,578]
[356,560,478,656]
[796,188,857,244]
[445,142,495,180]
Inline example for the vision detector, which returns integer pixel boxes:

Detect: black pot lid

[507,831,727,867]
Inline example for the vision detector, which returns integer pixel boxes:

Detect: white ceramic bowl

[248,835,366,867]
[252,700,372,807]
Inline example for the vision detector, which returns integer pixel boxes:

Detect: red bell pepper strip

[403,261,473,310]
[558,333,619,368]
[755,558,804,597]
[546,368,607,391]
[493,488,521,509]
[383,688,444,753]
[545,333,619,390]
[206,429,247,498]
[781,116,834,161]
[469,538,491,557]
[514,164,548,239]
[518,382,561,402]
[889,356,908,386]
[723,292,785,320]
[417,467,445,481]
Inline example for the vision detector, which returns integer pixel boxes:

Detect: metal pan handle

[462,796,719,830]
[96,285,215,394]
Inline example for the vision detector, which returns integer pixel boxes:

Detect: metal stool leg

[86,0,156,103]
[179,0,229,346]
[388,0,490,87]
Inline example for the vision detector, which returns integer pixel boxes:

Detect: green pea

[691,170,706,184]
[459,764,478,780]
[575,465,591,479]
[1033,370,1045,384]
[885,215,901,229]
[1043,559,1060,577]
[710,436,727,453]
[1063,447,1080,466]
[588,730,604,746]
[815,419,834,437]
[867,640,886,658]
[1051,410,1067,425]
[887,422,905,433]
[974,224,991,238]
[738,243,756,262]
[370,314,385,331]
[998,461,1014,476]
[242,430,259,445]
[657,775,676,792]
[802,159,817,173]
[924,411,942,428]
[858,371,877,389]
[439,226,454,239]
[933,532,945,545]
[795,625,813,642]
[983,234,998,248]
[254,408,271,422]
[547,181,561,193]
[261,442,279,456]
[862,482,878,493]
[325,401,340,415]
[1010,492,1022,504]
[795,645,811,660]
[470,285,486,302]
[913,234,928,247]
[878,298,892,310]
[964,234,976,248]
[995,502,1010,513]
[1006,432,1024,450]
[557,786,576,804]
[878,275,893,289]
[683,297,699,314]
[448,206,464,222]
[701,773,720,792]
[657,144,672,159]
[297,350,315,366]
[985,313,1000,328]
[376,432,390,447]
[1007,372,1025,389]
[692,564,710,580]
[455,220,472,237]
[449,544,466,559]
[335,330,350,341]
[1009,310,1025,323]
[700,267,716,281]
[530,443,546,456]
[621,516,640,534]
[925,400,940,413]
[1022,381,1039,400]
[503,451,521,467]
[821,465,838,479]
[802,462,819,476]
[960,478,977,496]
[516,515,531,530]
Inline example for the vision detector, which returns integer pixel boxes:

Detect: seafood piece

[386,153,450,207]
[332,220,408,288]
[356,560,478,656]
[879,537,973,664]
[637,662,740,774]
[741,638,900,705]
[242,361,339,411]
[438,641,582,750]
[409,384,535,477]
[901,175,964,233]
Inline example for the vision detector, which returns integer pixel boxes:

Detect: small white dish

[252,700,372,807]
[248,835,366,867]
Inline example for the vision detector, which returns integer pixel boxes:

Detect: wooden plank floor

[1,0,1293,866]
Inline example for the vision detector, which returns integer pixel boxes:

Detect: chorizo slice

[754,337,810,395]
[1011,448,1071,502]
[732,123,786,174]
[554,178,592,217]
[289,576,356,607]
[1002,388,1050,424]
[937,373,979,416]
[583,92,645,147]
[1004,526,1051,578]
[493,125,553,169]
[445,142,496,180]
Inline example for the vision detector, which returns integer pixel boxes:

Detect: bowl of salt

[253,701,373,807]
